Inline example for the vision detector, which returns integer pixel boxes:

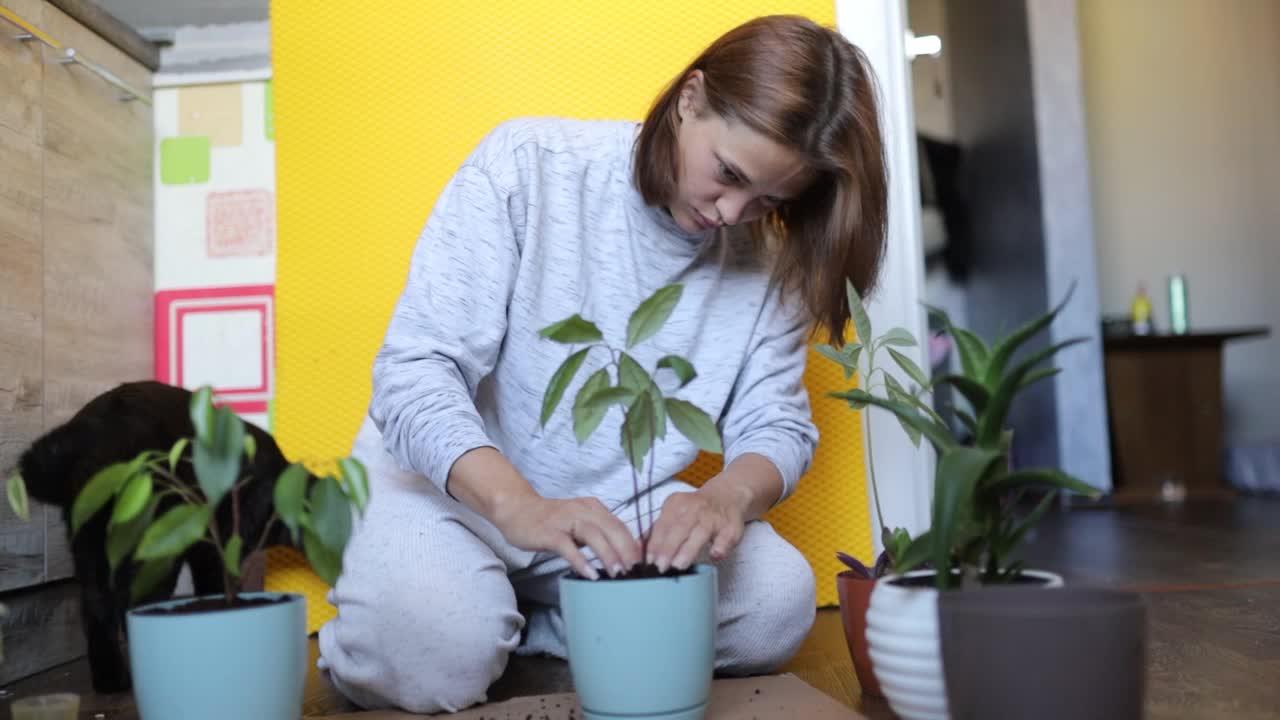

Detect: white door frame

[836,0,934,549]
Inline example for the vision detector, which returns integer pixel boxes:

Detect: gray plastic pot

[938,586,1147,720]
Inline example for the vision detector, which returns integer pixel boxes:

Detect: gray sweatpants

[317,418,817,714]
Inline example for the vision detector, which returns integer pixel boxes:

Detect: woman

[319,14,887,713]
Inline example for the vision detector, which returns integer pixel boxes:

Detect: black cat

[17,381,309,693]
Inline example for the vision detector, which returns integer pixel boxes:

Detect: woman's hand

[645,489,748,572]
[493,495,641,581]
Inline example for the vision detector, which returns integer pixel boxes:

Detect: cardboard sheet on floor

[308,673,865,719]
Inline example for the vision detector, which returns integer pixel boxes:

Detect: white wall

[1080,0,1280,442]
[839,0,936,542]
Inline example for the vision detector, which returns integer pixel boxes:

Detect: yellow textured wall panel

[267,0,871,630]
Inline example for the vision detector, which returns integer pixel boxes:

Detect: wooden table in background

[1102,327,1269,503]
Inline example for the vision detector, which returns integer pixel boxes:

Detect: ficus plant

[65,387,369,606]
[820,280,1100,589]
[539,283,723,571]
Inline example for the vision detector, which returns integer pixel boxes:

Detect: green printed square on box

[160,136,211,185]
[264,81,274,141]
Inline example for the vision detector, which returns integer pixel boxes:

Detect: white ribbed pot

[866,569,1063,720]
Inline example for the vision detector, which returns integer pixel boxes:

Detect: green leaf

[581,385,638,413]
[998,490,1059,560]
[110,473,153,526]
[572,369,613,443]
[189,386,215,445]
[951,328,990,379]
[882,376,925,447]
[168,438,189,473]
[274,463,309,542]
[932,447,1003,588]
[136,505,213,561]
[656,355,697,388]
[539,314,604,344]
[878,327,918,348]
[107,496,158,573]
[922,303,991,381]
[983,284,1075,386]
[977,337,1087,446]
[846,279,872,345]
[828,389,954,453]
[6,472,29,522]
[921,302,954,329]
[224,534,243,578]
[897,414,923,448]
[888,348,930,389]
[243,433,257,462]
[540,348,590,426]
[621,393,655,470]
[193,405,246,507]
[626,284,682,348]
[1020,366,1061,391]
[845,345,864,378]
[665,398,722,454]
[884,526,913,565]
[934,374,991,414]
[990,467,1101,498]
[303,528,342,586]
[953,408,978,434]
[893,530,933,574]
[815,343,858,377]
[617,352,651,392]
[308,476,353,559]
[130,557,176,604]
[650,387,668,439]
[337,457,370,513]
[829,389,870,410]
[72,462,134,533]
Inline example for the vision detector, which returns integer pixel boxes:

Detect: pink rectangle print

[154,285,275,414]
[207,190,275,258]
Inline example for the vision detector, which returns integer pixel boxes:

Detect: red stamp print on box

[207,190,275,258]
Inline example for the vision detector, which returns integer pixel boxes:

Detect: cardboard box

[310,673,866,719]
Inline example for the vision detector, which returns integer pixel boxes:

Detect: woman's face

[669,70,814,235]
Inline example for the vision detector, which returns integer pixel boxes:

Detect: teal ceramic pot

[559,564,717,720]
[126,592,306,720]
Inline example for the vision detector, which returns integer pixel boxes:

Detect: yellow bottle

[1131,285,1152,335]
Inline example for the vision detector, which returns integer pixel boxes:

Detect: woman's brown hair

[634,15,888,346]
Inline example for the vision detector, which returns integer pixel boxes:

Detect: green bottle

[1168,274,1189,335]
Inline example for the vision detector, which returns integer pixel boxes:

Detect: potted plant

[65,387,368,720]
[821,283,1102,720]
[814,281,931,700]
[539,283,723,720]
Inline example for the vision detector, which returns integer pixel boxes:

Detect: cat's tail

[15,420,92,508]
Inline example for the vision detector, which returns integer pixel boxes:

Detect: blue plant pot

[559,564,717,720]
[126,592,306,720]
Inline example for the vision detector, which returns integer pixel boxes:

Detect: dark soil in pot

[136,594,292,616]
[568,562,696,581]
[890,571,1052,589]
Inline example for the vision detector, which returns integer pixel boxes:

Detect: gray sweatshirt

[369,117,818,510]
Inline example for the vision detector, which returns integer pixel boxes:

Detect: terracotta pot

[835,571,881,698]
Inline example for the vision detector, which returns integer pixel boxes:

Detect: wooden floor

[7,497,1280,719]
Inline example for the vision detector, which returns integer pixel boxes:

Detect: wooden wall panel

[40,3,152,433]
[0,0,44,143]
[38,3,153,584]
[0,120,45,592]
[0,581,84,686]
